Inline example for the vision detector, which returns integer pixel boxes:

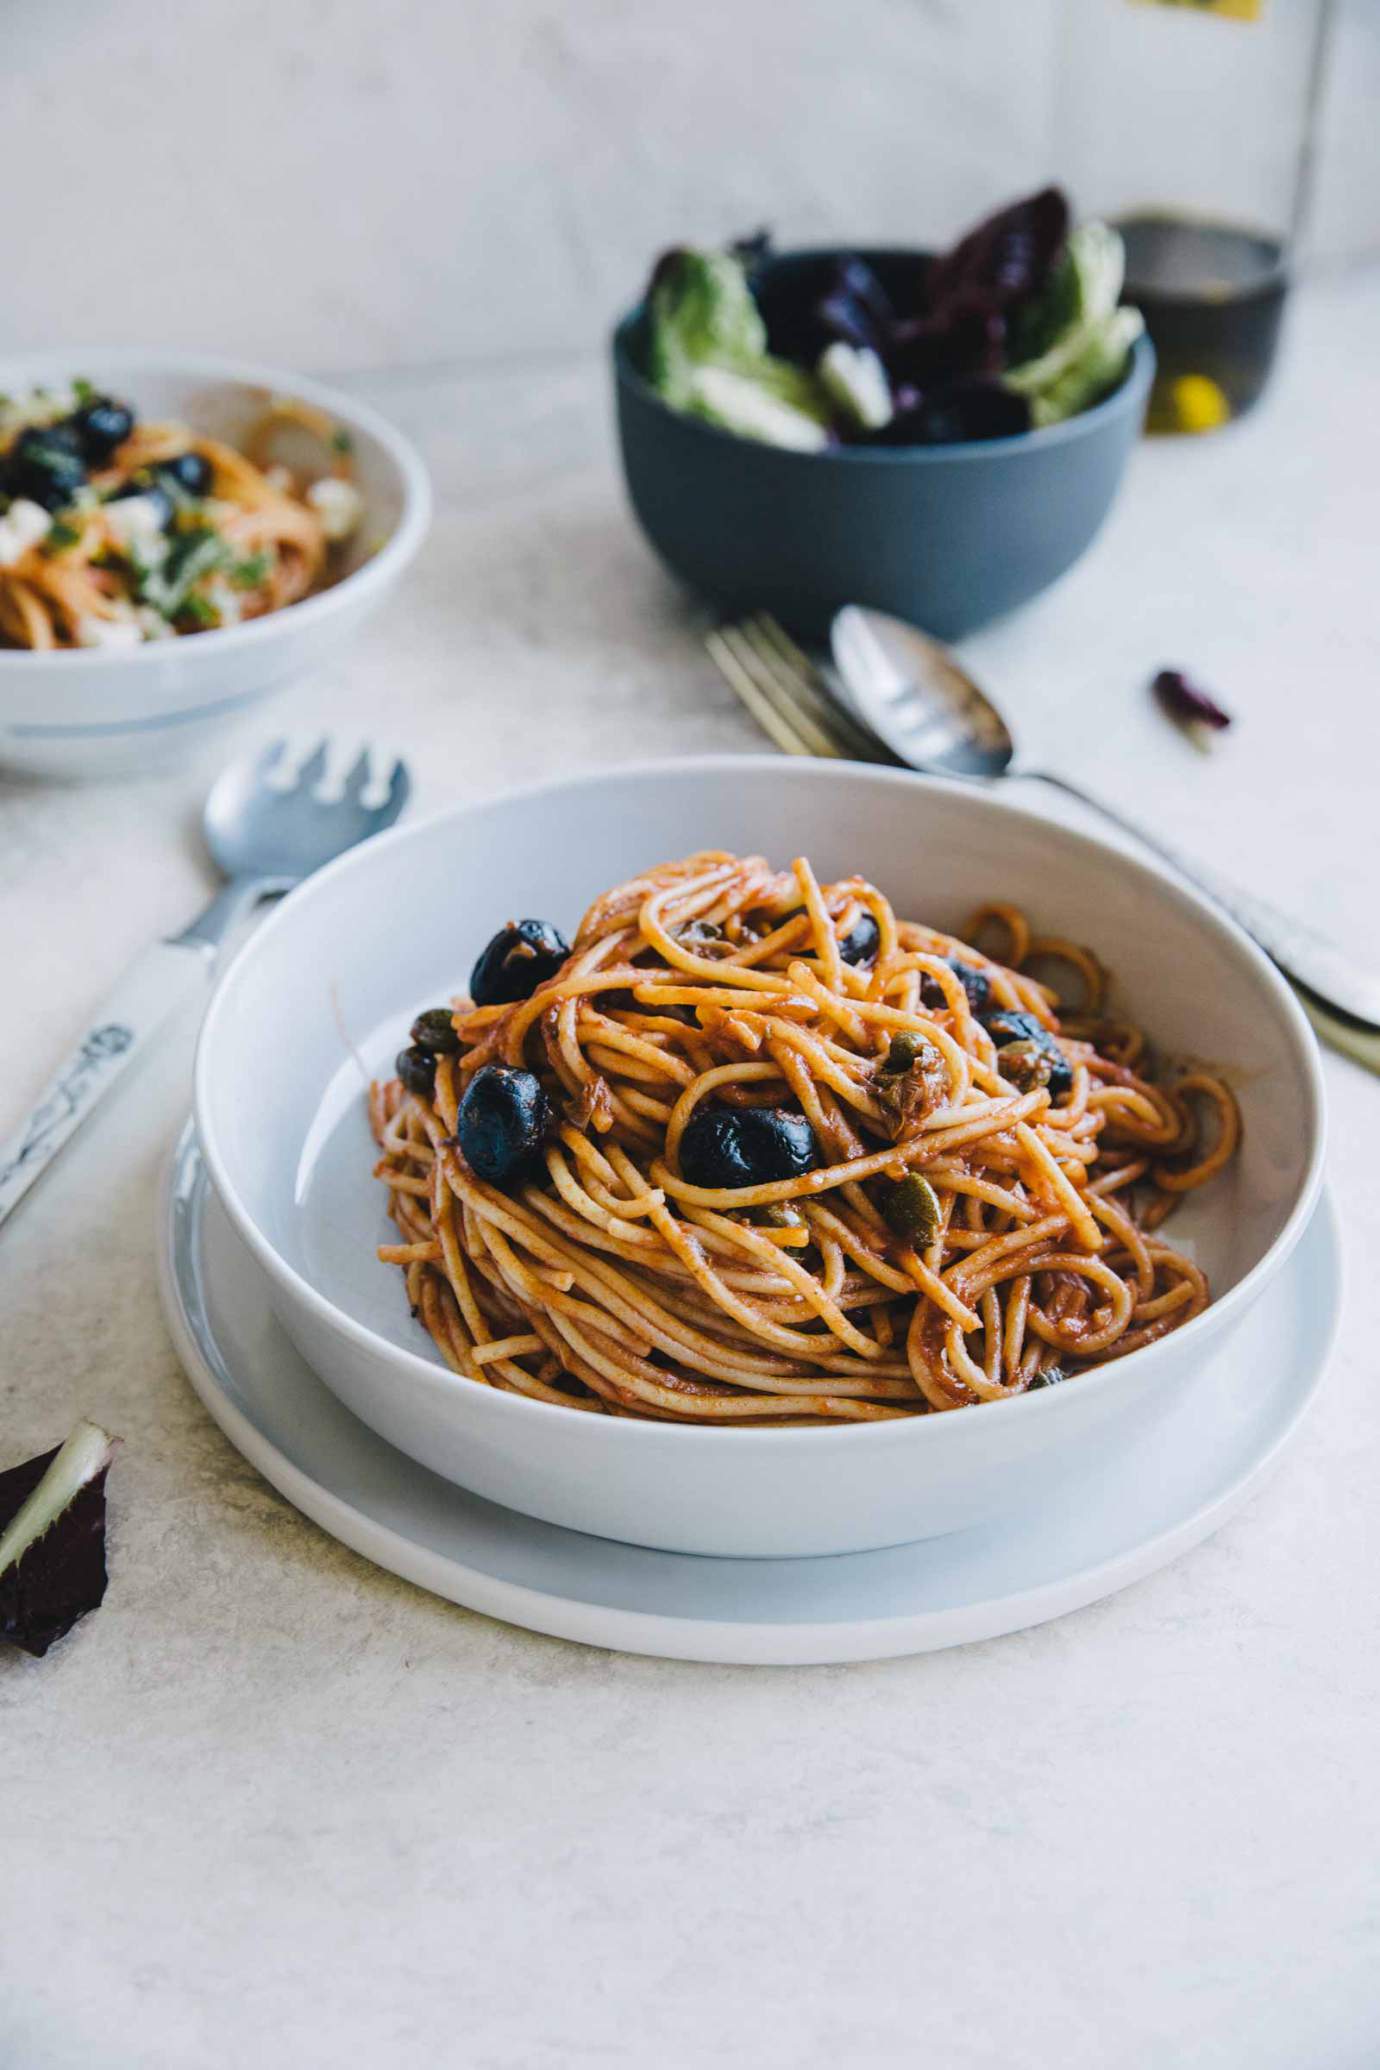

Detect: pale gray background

[4,6,1380,2067]
[2,0,1378,373]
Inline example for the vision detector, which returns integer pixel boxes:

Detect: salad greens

[647,249,832,451]
[642,189,1143,451]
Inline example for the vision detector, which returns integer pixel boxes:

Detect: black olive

[155,450,213,497]
[881,1172,940,1245]
[71,396,135,460]
[839,911,880,966]
[470,919,570,1007]
[980,1006,1072,1099]
[396,1045,436,1099]
[456,1064,551,1185]
[107,474,176,528]
[410,1007,461,1055]
[679,1106,820,1190]
[920,956,991,1014]
[4,426,88,511]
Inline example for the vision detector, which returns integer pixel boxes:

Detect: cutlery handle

[1034,770,1380,1034]
[0,939,212,1232]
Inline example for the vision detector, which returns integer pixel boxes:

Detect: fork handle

[0,939,213,1232]
[1034,770,1380,1031]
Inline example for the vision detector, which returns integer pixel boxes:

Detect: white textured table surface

[4,275,1379,2070]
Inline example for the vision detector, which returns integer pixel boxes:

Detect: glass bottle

[1052,0,1335,432]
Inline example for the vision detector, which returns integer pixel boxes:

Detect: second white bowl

[0,349,431,779]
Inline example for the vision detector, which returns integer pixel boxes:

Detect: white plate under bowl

[0,349,430,778]
[158,1127,1340,1665]
[193,757,1325,1558]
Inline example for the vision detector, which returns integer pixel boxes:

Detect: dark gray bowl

[612,247,1154,641]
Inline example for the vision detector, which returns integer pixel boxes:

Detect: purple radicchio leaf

[924,185,1071,321]
[1152,669,1233,733]
[0,1421,118,1658]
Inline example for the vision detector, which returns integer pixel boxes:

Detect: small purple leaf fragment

[1153,669,1233,733]
[0,1421,118,1658]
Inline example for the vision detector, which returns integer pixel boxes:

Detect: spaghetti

[369,852,1240,1424]
[0,381,362,650]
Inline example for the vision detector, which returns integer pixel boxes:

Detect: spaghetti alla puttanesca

[0,380,364,650]
[369,852,1241,1425]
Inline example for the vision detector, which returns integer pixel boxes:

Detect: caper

[410,1007,461,1055]
[883,1030,926,1074]
[996,1038,1054,1093]
[396,1045,436,1099]
[980,1005,1072,1100]
[881,1172,940,1246]
[759,1201,805,1229]
[1027,1365,1067,1391]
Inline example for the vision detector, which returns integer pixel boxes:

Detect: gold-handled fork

[705,613,895,765]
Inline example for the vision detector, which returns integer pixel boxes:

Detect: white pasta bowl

[193,757,1325,1558]
[0,348,430,779]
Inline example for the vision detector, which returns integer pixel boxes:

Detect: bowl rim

[611,246,1156,466]
[194,753,1326,1450]
[0,345,432,669]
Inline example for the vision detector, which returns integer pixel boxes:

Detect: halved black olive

[470,919,570,1007]
[980,1006,1072,1099]
[5,427,87,511]
[71,396,135,460]
[396,1045,436,1099]
[410,1007,461,1055]
[920,956,991,1014]
[155,451,213,497]
[456,1064,551,1185]
[839,911,880,966]
[679,1106,820,1190]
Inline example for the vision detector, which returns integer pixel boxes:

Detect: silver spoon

[832,603,1380,1034]
[0,736,410,1231]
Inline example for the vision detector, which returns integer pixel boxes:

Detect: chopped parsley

[72,377,95,404]
[177,594,218,629]
[43,521,82,555]
[138,526,230,615]
[330,428,354,455]
[230,550,271,590]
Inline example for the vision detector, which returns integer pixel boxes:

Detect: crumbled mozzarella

[305,476,365,541]
[135,606,176,641]
[818,343,893,431]
[104,493,168,551]
[0,497,53,566]
[75,613,142,650]
[205,579,243,628]
[263,464,294,494]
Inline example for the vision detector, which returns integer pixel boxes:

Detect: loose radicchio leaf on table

[0,1421,118,1658]
[1152,668,1234,733]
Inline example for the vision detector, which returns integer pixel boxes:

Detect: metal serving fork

[0,737,410,1230]
[707,612,1380,1072]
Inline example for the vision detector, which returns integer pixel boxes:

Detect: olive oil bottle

[1053,0,1334,433]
